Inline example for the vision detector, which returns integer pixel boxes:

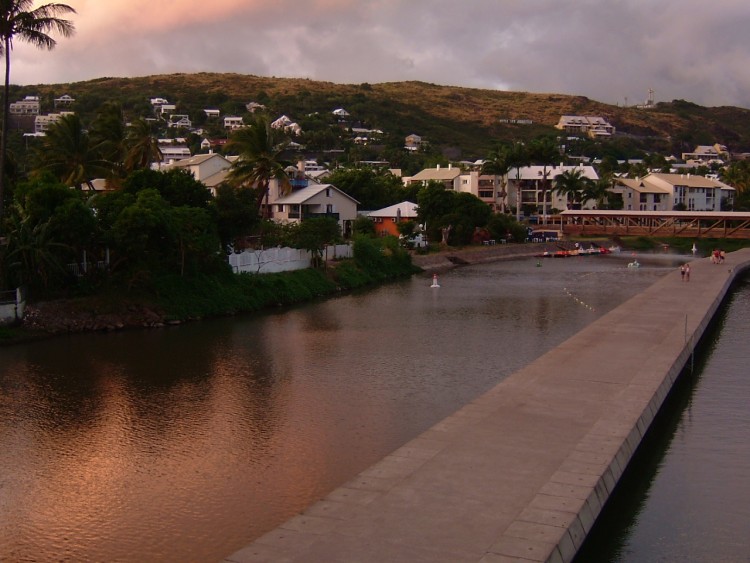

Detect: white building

[613,173,734,211]
[506,165,600,216]
[10,96,40,115]
[271,183,358,234]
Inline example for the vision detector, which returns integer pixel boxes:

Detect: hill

[10,73,750,159]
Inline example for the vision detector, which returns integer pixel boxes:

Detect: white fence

[0,287,26,326]
[228,244,353,274]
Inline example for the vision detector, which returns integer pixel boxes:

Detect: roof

[168,153,229,168]
[202,169,231,188]
[410,167,462,181]
[274,184,359,205]
[368,201,418,219]
[508,165,599,181]
[616,178,671,194]
[648,172,730,189]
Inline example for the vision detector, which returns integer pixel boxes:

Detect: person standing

[680,264,686,281]
[685,263,691,281]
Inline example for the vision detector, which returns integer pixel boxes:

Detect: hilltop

[10,73,750,159]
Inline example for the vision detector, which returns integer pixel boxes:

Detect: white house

[168,114,192,129]
[403,164,462,190]
[332,108,350,118]
[163,153,233,196]
[224,116,244,130]
[204,108,220,119]
[53,94,75,108]
[405,133,423,151]
[271,184,358,234]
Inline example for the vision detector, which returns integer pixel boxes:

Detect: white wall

[229,245,353,274]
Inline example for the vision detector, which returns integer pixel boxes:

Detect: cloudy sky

[12,0,750,109]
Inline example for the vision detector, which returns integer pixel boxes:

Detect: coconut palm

[226,116,290,218]
[90,101,127,181]
[481,145,511,213]
[124,118,162,173]
[529,137,560,223]
[583,176,615,210]
[0,0,76,225]
[505,141,531,222]
[33,113,110,190]
[553,168,592,210]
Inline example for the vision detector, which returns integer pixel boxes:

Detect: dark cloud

[11,0,750,108]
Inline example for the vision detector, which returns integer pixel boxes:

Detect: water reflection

[0,254,682,562]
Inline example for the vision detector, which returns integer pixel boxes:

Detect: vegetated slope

[13,73,750,157]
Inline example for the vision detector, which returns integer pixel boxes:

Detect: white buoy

[431,274,440,288]
[692,243,697,255]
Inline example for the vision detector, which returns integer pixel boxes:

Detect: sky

[11,0,750,109]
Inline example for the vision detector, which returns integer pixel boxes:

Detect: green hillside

[10,73,750,159]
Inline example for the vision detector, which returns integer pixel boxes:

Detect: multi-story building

[555,115,615,138]
[10,95,40,115]
[613,173,735,211]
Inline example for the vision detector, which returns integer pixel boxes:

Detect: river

[574,274,750,563]
[0,253,687,562]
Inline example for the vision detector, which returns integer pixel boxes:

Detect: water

[575,275,750,563]
[0,254,683,562]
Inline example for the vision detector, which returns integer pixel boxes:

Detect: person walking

[680,264,686,281]
[685,263,691,281]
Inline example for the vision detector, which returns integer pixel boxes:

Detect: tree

[123,168,212,209]
[226,115,290,218]
[124,118,162,173]
[529,137,560,223]
[505,142,531,221]
[290,217,340,268]
[584,176,614,210]
[90,101,126,181]
[33,113,111,190]
[481,145,511,213]
[553,169,592,210]
[0,0,76,226]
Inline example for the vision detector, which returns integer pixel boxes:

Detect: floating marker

[431,274,440,288]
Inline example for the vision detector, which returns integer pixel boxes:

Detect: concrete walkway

[224,249,750,563]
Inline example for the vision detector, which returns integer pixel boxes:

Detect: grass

[618,236,750,254]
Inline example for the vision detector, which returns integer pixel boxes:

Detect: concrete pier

[224,249,750,563]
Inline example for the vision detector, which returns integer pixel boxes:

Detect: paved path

[224,249,750,563]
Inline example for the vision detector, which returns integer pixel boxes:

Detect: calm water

[0,254,683,562]
[575,275,750,563]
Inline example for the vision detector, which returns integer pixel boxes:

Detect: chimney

[448,163,452,170]
[436,164,440,170]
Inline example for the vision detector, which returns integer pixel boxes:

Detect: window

[325,188,331,197]
[326,204,333,213]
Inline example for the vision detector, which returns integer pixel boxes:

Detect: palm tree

[90,101,127,182]
[505,141,531,222]
[0,0,76,225]
[226,116,290,218]
[33,113,110,190]
[553,169,592,210]
[124,118,162,173]
[481,145,511,213]
[584,176,614,210]
[529,137,560,224]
